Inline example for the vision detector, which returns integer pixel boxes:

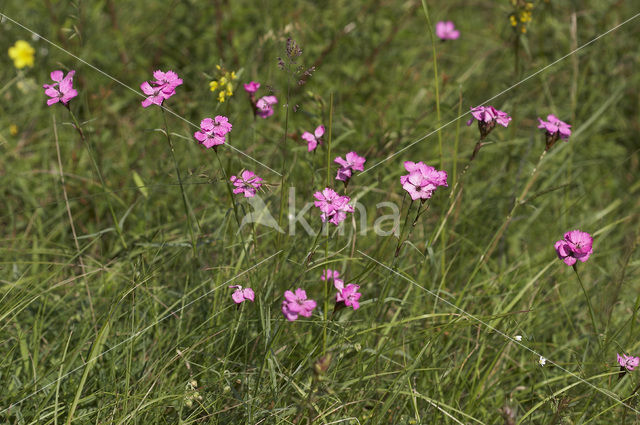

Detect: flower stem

[161,109,197,256]
[573,264,600,347]
[322,93,334,356]
[67,107,127,250]
[420,0,442,170]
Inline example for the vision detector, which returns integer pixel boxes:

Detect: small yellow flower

[209,80,219,92]
[10,124,18,136]
[8,40,35,69]
[510,15,517,26]
[521,26,527,33]
[230,71,237,80]
[218,91,226,102]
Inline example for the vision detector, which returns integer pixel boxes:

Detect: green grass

[2,0,640,423]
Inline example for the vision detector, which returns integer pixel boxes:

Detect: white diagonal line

[1,250,282,414]
[362,10,640,174]
[0,12,282,177]
[358,250,639,414]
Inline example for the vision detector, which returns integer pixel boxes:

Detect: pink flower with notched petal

[281,288,317,321]
[466,105,511,139]
[230,170,263,198]
[554,230,593,266]
[229,285,255,304]
[400,161,448,201]
[194,117,232,148]
[435,21,460,40]
[152,70,183,95]
[244,81,260,93]
[313,188,354,225]
[335,283,362,310]
[335,152,366,182]
[302,125,325,152]
[256,95,278,118]
[538,114,571,140]
[617,353,640,372]
[140,81,167,108]
[43,70,78,106]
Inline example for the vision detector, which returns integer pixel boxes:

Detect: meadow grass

[1,0,640,423]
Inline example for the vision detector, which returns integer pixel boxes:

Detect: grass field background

[2,0,640,423]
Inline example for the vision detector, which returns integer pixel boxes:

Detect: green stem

[322,93,334,355]
[67,107,127,249]
[161,109,196,256]
[420,0,442,170]
[573,265,600,348]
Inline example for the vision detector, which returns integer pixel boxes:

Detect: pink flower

[400,161,448,201]
[140,70,182,108]
[554,230,593,266]
[281,288,317,321]
[43,70,78,106]
[256,95,278,118]
[321,269,344,288]
[229,285,255,304]
[244,81,260,93]
[435,21,460,40]
[617,353,640,372]
[193,116,232,148]
[334,280,362,310]
[466,105,512,139]
[301,125,325,152]
[313,188,355,225]
[538,114,571,150]
[335,152,366,182]
[230,170,263,198]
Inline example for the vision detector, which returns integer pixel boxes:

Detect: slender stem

[67,107,127,249]
[161,109,196,255]
[420,0,442,170]
[276,78,291,251]
[573,265,600,347]
[322,93,334,356]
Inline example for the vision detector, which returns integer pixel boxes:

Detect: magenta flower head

[466,105,512,139]
[229,285,255,304]
[335,152,366,183]
[538,114,572,151]
[435,21,460,40]
[554,230,593,266]
[281,288,317,321]
[230,170,263,198]
[256,95,278,118]
[400,161,448,202]
[140,69,182,108]
[193,116,232,149]
[313,187,355,225]
[43,70,78,106]
[334,280,362,310]
[302,125,325,152]
[617,353,640,374]
[244,81,260,94]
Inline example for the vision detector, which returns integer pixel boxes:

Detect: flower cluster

[193,116,232,149]
[230,170,263,198]
[466,105,512,139]
[400,161,448,201]
[243,80,278,118]
[229,285,255,304]
[209,65,237,103]
[43,70,78,106]
[8,40,35,69]
[335,152,366,183]
[282,288,317,321]
[435,21,460,41]
[140,70,182,108]
[302,125,325,152]
[509,0,534,34]
[617,353,640,372]
[538,114,571,150]
[554,230,593,266]
[313,188,355,225]
[322,269,362,310]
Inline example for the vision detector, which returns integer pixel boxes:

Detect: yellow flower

[218,91,226,102]
[510,15,517,26]
[209,80,219,92]
[230,71,237,80]
[8,40,35,69]
[10,124,18,136]
[521,26,527,33]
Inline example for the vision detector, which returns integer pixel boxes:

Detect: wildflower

[281,288,317,321]
[43,70,78,106]
[313,187,355,225]
[321,269,343,285]
[193,116,232,148]
[515,335,523,342]
[8,40,35,69]
[554,230,593,266]
[256,95,278,119]
[435,21,460,41]
[301,125,325,152]
[140,69,182,108]
[209,66,237,103]
[539,356,546,366]
[229,285,255,304]
[538,114,571,150]
[334,281,362,310]
[230,170,263,198]
[400,161,448,201]
[9,124,18,136]
[617,353,640,372]
[244,81,260,93]
[335,152,366,183]
[466,105,512,139]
